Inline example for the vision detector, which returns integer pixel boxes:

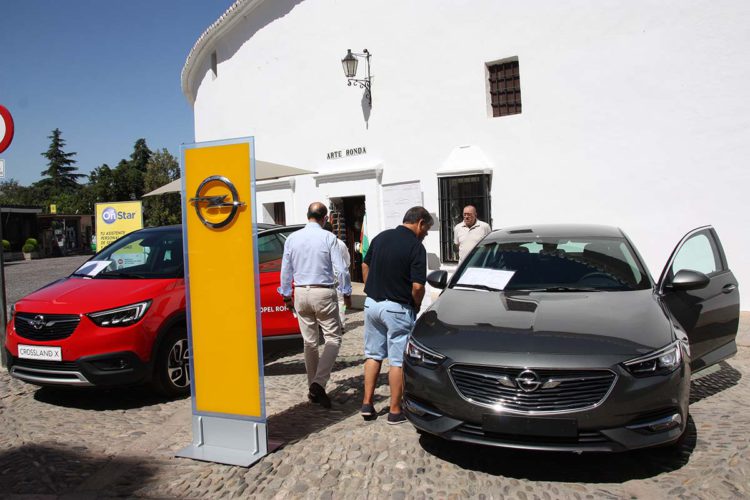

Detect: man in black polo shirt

[360,206,433,424]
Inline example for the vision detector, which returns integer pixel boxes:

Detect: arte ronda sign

[326,146,367,160]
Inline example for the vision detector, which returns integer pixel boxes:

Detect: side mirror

[668,269,710,291]
[427,270,448,289]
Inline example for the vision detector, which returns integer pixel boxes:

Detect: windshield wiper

[97,272,144,279]
[453,283,503,292]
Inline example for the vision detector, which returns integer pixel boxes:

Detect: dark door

[658,226,740,371]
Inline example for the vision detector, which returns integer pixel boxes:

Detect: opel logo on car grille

[31,315,46,330]
[515,370,542,392]
[189,175,246,229]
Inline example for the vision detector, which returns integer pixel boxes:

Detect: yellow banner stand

[176,137,269,467]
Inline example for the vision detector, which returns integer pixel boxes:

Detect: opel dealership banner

[95,201,143,250]
[177,137,269,467]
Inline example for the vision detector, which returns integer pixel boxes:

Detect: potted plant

[22,238,41,260]
[3,239,23,261]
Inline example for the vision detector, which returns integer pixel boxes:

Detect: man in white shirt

[325,222,351,331]
[453,205,492,263]
[279,203,352,408]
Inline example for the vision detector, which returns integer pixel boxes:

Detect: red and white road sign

[0,105,15,154]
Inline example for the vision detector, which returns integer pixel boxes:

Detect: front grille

[456,423,610,445]
[14,313,81,341]
[450,365,616,413]
[12,357,79,371]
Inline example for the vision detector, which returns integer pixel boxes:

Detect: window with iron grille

[438,175,492,263]
[488,59,521,117]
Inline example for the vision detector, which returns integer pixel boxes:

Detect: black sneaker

[360,403,376,419]
[387,412,407,425]
[309,382,332,409]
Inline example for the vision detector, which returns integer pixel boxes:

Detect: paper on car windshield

[456,268,515,290]
[74,260,112,277]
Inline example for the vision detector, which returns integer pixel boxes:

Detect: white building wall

[187,0,750,308]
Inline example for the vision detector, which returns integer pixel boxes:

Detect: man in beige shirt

[453,205,492,263]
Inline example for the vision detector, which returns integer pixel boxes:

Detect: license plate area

[17,344,62,362]
[482,414,578,437]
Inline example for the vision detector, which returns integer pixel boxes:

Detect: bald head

[307,202,328,223]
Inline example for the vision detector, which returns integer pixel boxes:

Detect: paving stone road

[0,256,748,499]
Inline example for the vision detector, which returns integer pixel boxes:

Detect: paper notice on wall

[382,181,422,230]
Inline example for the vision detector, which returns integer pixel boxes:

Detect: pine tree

[39,128,84,191]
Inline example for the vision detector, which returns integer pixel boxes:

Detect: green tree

[0,179,38,206]
[110,139,153,200]
[130,138,152,172]
[143,149,181,227]
[39,128,84,191]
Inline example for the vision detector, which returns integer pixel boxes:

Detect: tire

[152,327,191,398]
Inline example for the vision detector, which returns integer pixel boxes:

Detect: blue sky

[0,1,234,186]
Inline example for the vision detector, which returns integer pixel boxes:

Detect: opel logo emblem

[515,370,542,392]
[189,175,246,229]
[31,315,46,331]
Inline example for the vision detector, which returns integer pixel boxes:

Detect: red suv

[4,223,301,397]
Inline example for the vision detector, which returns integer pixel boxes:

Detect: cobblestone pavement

[1,257,748,499]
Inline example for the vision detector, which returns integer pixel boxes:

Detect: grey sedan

[404,224,739,452]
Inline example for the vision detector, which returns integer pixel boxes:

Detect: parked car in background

[4,223,302,397]
[404,224,739,452]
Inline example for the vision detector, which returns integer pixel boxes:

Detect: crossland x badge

[189,175,246,229]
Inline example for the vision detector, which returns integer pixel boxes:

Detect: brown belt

[298,284,335,289]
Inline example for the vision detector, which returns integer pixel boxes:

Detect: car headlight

[623,341,683,377]
[9,303,15,318]
[405,338,446,368]
[87,300,152,327]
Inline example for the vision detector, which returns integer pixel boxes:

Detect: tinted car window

[91,230,183,279]
[258,233,284,273]
[459,237,650,290]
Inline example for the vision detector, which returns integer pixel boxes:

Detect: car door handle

[722,284,737,294]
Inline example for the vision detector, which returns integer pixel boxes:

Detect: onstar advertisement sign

[95,201,143,250]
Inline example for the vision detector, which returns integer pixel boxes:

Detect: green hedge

[2,240,9,251]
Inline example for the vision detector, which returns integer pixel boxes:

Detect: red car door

[258,229,300,337]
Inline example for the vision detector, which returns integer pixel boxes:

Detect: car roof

[485,224,625,242]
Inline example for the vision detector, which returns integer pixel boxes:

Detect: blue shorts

[363,297,415,367]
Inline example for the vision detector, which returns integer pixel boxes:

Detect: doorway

[329,196,366,282]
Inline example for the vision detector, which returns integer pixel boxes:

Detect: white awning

[142,160,316,197]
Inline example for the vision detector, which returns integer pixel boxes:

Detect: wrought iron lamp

[341,49,372,106]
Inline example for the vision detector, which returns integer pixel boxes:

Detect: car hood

[14,277,179,314]
[413,288,673,368]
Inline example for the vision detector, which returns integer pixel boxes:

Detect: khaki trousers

[294,287,342,388]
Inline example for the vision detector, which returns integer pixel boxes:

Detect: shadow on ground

[690,360,741,404]
[268,372,388,445]
[0,443,157,497]
[264,355,365,376]
[33,385,185,411]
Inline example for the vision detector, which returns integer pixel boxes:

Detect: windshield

[453,237,651,291]
[75,229,183,279]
